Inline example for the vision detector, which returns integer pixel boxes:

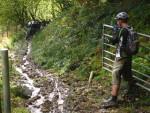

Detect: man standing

[101,12,135,108]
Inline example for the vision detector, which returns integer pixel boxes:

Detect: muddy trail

[12,41,69,113]
[11,40,150,113]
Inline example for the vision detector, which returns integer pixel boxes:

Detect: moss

[12,107,29,113]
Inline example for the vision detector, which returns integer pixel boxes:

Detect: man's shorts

[112,58,132,85]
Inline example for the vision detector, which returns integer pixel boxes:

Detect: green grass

[12,107,29,113]
[31,4,107,76]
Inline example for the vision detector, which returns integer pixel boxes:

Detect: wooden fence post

[1,49,11,113]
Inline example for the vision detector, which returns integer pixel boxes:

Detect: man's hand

[113,24,120,33]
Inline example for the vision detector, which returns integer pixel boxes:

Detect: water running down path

[14,42,69,113]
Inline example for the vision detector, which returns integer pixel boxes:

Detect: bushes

[31,2,150,77]
[32,5,108,76]
[128,3,150,33]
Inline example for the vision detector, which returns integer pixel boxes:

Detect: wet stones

[41,100,53,113]
[21,85,33,98]
[14,42,69,113]
[38,78,54,94]
[27,95,41,105]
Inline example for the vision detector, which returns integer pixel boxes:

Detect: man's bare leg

[101,84,120,108]
[111,84,120,96]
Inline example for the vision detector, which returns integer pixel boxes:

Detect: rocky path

[13,41,69,113]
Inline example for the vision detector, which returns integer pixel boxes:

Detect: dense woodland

[0,0,150,113]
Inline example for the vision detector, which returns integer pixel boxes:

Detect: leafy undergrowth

[31,4,112,79]
[31,1,150,78]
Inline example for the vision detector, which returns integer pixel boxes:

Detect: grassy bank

[31,1,150,78]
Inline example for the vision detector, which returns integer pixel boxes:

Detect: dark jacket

[112,26,131,60]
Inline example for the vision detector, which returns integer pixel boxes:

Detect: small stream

[14,42,69,113]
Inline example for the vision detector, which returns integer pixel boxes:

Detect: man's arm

[111,25,120,45]
[120,28,129,46]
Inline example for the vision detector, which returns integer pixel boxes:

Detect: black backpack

[125,28,139,55]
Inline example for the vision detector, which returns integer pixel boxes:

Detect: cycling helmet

[115,12,129,20]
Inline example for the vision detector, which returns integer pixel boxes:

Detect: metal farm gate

[102,24,150,91]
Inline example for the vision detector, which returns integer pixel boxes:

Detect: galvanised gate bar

[102,24,150,92]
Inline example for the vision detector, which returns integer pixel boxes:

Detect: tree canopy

[0,0,73,26]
